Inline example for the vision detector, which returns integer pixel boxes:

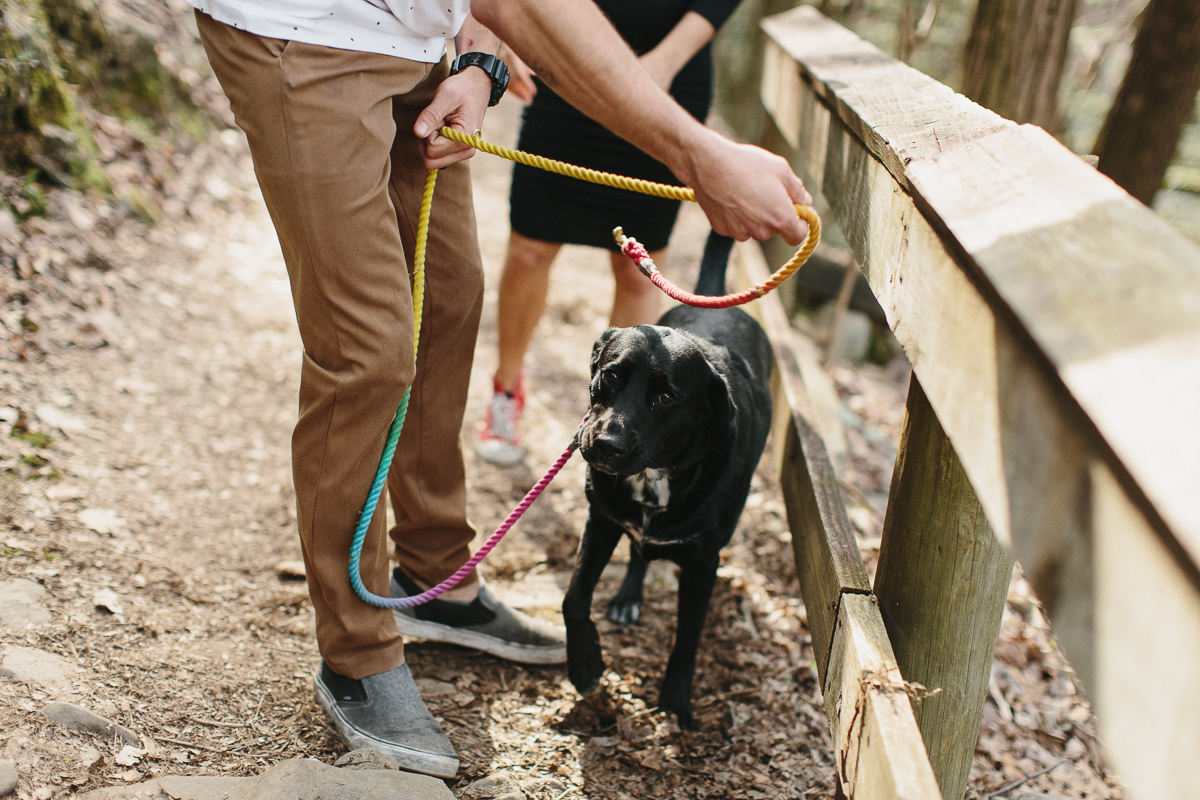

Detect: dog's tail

[693,230,735,297]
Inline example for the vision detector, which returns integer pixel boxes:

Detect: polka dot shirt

[188,0,470,61]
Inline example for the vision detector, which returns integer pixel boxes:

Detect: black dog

[563,233,773,728]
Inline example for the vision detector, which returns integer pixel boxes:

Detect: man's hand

[414,12,500,170]
[684,131,814,246]
[413,66,493,170]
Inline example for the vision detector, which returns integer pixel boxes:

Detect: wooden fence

[731,7,1200,799]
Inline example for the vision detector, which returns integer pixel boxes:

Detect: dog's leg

[605,543,647,626]
[563,513,623,695]
[658,555,719,729]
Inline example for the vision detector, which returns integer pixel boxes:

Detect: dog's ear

[704,365,738,451]
[591,328,619,375]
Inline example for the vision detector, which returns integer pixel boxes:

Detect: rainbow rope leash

[350,127,821,609]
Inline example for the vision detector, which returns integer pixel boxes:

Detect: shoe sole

[393,612,567,665]
[312,677,459,779]
[474,440,526,467]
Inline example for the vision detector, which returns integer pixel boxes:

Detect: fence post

[873,376,1015,800]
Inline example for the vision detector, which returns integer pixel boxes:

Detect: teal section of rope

[348,167,435,610]
[348,389,412,608]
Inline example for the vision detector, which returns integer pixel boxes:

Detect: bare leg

[496,231,563,391]
[609,248,662,328]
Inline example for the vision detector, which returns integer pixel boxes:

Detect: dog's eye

[657,391,676,405]
[603,369,618,385]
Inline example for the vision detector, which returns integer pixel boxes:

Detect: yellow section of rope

[411,127,821,331]
[439,126,694,201]
[434,126,820,301]
[410,168,437,353]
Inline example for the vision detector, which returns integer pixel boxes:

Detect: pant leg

[385,70,485,590]
[196,11,438,679]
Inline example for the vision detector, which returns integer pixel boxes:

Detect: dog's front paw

[658,685,695,730]
[566,622,605,695]
[604,596,641,626]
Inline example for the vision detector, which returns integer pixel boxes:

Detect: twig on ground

[153,735,224,753]
[192,717,245,729]
[984,758,1067,798]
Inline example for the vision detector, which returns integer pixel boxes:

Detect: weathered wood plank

[731,241,868,680]
[733,240,939,797]
[1092,464,1200,800]
[759,6,1200,679]
[874,377,1016,800]
[762,100,1110,681]
[758,9,1200,797]
[824,593,943,800]
[761,4,1200,585]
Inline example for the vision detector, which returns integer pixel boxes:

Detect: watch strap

[449,51,510,107]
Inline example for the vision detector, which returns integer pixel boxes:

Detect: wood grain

[758,8,1200,796]
[874,378,1016,800]
[762,5,1200,575]
[824,594,943,800]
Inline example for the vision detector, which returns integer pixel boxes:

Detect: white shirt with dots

[189,0,470,62]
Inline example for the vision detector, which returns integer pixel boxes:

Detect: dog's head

[579,325,734,476]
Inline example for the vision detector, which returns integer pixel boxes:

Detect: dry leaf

[114,745,144,766]
[78,508,126,535]
[93,589,125,618]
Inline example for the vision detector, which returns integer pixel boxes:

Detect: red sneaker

[476,374,526,466]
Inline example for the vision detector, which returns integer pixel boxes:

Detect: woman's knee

[503,233,561,280]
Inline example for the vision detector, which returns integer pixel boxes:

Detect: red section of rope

[620,238,761,310]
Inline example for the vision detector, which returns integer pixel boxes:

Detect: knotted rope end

[614,227,656,277]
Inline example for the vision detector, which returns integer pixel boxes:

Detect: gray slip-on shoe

[312,661,458,779]
[391,568,567,665]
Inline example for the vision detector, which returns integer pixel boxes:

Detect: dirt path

[1,97,1121,800]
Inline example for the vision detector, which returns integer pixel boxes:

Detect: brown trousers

[197,13,483,679]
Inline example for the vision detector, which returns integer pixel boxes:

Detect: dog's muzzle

[579,418,641,475]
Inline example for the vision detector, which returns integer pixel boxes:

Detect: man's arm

[462,0,812,244]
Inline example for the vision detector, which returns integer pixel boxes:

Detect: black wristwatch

[449,52,510,107]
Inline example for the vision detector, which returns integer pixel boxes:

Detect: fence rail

[739,7,1200,799]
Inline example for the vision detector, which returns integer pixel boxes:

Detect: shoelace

[488,393,519,443]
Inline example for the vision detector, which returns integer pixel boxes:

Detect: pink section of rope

[392,416,585,607]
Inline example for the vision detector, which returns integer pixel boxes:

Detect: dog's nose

[590,433,626,460]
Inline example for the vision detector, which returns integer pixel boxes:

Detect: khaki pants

[197,12,484,679]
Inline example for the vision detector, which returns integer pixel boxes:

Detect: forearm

[471,0,713,188]
[471,0,811,244]
[454,12,500,58]
[642,12,717,88]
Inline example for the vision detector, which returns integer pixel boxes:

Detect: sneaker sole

[312,677,459,779]
[393,612,567,665]
[474,440,526,467]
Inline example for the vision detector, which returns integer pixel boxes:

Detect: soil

[1,28,1127,800]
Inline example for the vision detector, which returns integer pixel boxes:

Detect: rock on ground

[40,701,141,746]
[0,579,51,630]
[461,770,526,799]
[333,747,398,770]
[0,646,84,695]
[0,759,17,797]
[78,757,454,800]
